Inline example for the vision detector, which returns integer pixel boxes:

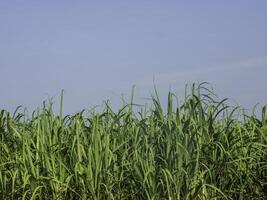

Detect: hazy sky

[1,1,267,113]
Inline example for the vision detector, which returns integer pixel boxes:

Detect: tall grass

[0,83,266,199]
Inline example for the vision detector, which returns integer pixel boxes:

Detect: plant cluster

[0,83,266,199]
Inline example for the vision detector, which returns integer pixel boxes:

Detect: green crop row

[0,83,266,199]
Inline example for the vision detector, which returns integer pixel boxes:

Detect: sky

[0,0,267,114]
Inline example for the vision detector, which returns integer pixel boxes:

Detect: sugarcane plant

[0,83,266,199]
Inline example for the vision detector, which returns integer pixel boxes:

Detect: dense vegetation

[1,83,266,199]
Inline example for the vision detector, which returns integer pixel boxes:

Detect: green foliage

[0,84,266,199]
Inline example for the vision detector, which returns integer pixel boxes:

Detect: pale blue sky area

[0,1,267,114]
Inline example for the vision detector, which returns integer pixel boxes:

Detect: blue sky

[0,1,267,113]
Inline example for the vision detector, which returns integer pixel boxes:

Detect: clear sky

[1,1,267,114]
